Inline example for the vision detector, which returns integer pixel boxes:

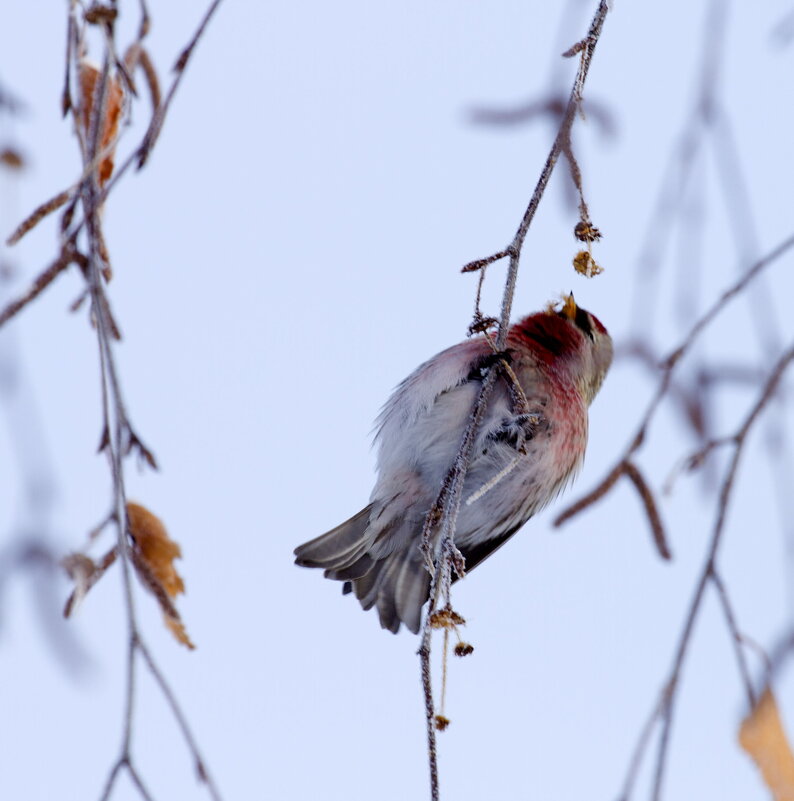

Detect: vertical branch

[0,3,230,799]
[419,3,612,798]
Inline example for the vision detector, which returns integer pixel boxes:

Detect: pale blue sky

[1,2,793,800]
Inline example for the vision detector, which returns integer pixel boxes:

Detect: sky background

[1,1,793,799]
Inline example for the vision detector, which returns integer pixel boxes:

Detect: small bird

[295,295,612,633]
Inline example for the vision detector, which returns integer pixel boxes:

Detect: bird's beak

[560,293,577,321]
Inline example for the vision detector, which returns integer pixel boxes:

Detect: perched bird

[295,295,612,634]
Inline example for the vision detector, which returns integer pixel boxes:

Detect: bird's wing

[373,337,489,449]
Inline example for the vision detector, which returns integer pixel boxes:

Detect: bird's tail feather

[350,553,428,634]
[294,505,430,634]
[294,505,373,569]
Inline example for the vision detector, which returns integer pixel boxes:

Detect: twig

[650,342,794,800]
[138,641,222,798]
[622,461,671,560]
[6,189,71,245]
[417,3,612,798]
[0,247,75,327]
[555,231,794,530]
[418,637,439,801]
[2,3,228,799]
[554,460,624,527]
[616,690,667,801]
[137,0,224,167]
[619,339,794,801]
[494,2,610,350]
[709,569,755,708]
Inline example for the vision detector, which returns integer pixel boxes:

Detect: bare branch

[558,230,794,529]
[709,570,756,708]
[0,245,78,328]
[622,461,671,561]
[622,339,794,801]
[417,3,612,797]
[554,460,624,527]
[6,188,72,245]
[137,0,224,167]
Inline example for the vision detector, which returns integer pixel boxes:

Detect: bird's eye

[573,307,595,340]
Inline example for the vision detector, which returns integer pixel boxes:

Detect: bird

[294,295,613,634]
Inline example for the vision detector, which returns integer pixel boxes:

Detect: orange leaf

[128,544,196,650]
[127,502,185,597]
[165,615,196,650]
[78,61,124,186]
[739,688,794,801]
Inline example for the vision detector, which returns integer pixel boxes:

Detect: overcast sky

[1,1,793,800]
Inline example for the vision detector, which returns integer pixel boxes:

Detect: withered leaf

[165,616,196,650]
[429,608,466,630]
[127,502,195,650]
[573,249,604,278]
[78,61,125,187]
[127,501,185,597]
[62,547,117,617]
[739,688,794,801]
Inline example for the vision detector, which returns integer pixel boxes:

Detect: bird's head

[512,294,613,405]
[553,294,613,403]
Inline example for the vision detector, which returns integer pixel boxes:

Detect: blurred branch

[555,230,794,531]
[618,339,794,801]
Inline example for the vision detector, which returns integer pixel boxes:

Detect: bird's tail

[294,505,374,572]
[294,506,430,634]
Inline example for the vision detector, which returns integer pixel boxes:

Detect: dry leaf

[739,688,794,801]
[574,220,602,242]
[62,547,117,617]
[573,249,604,278]
[127,502,195,650]
[127,501,185,597]
[165,615,196,650]
[428,609,466,630]
[78,61,125,186]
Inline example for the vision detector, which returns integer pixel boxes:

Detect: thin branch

[0,247,75,327]
[709,569,756,709]
[556,231,794,530]
[137,0,224,167]
[622,461,671,560]
[417,3,612,798]
[495,2,610,350]
[138,640,222,799]
[619,339,794,801]
[126,764,156,801]
[6,188,71,245]
[616,689,667,801]
[1,4,230,800]
[554,460,624,526]
[418,637,439,801]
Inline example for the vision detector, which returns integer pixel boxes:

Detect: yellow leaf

[739,689,794,801]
